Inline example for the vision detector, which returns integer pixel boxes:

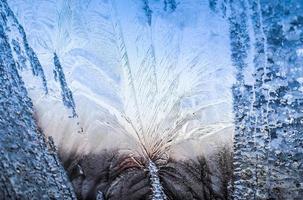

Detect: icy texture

[2,0,78,116]
[0,0,75,198]
[142,0,153,26]
[53,53,77,117]
[6,0,303,199]
[148,160,167,200]
[164,0,177,12]
[229,0,303,199]
[96,191,105,200]
[0,1,48,94]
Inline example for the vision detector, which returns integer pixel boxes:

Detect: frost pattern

[148,160,167,200]
[0,0,48,94]
[229,0,303,199]
[0,0,75,198]
[164,0,177,12]
[7,0,233,198]
[53,53,77,117]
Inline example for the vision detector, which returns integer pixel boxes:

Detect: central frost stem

[148,160,167,200]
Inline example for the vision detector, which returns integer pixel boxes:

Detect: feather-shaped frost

[8,0,234,198]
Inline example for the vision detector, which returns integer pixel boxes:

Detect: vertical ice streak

[26,46,49,94]
[228,1,256,199]
[53,52,77,117]
[148,160,167,200]
[255,0,303,198]
[246,0,271,198]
